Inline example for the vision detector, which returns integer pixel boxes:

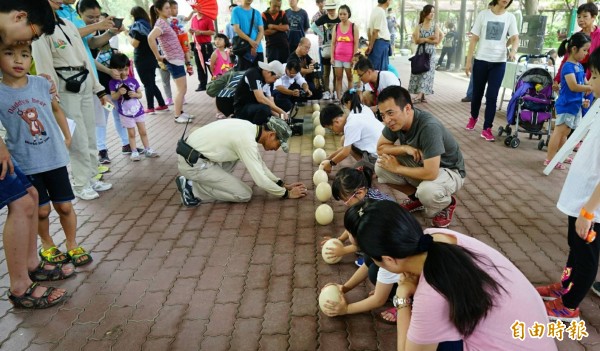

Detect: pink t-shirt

[334,22,354,63]
[155,18,185,65]
[407,229,558,351]
[213,49,233,77]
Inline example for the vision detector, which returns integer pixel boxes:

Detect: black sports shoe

[98,149,111,164]
[461,96,472,102]
[175,176,201,207]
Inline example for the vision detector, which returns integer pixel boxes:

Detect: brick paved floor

[0,57,598,350]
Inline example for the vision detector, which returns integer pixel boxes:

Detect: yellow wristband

[581,208,595,220]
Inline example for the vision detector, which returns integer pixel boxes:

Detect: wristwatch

[393,296,412,309]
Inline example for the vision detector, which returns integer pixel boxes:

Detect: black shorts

[27,166,74,206]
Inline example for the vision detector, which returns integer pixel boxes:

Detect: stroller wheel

[504,136,513,147]
[538,140,545,150]
[497,126,504,137]
[510,137,520,148]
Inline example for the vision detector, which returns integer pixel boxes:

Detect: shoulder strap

[248,9,256,35]
[375,71,381,95]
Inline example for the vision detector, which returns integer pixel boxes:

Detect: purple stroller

[498,55,555,149]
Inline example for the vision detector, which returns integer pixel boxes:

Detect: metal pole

[400,0,406,49]
[454,0,467,70]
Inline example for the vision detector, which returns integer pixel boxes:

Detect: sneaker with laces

[536,282,567,301]
[592,281,600,298]
[145,148,160,158]
[91,180,112,192]
[400,197,425,213]
[165,98,174,106]
[174,115,192,124]
[180,112,195,119]
[175,176,201,207]
[74,187,100,201]
[465,117,477,130]
[545,298,580,322]
[480,128,495,141]
[322,91,331,100]
[131,151,142,161]
[155,105,169,111]
[98,149,111,164]
[144,108,156,114]
[432,196,457,228]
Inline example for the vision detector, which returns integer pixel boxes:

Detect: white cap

[258,60,285,77]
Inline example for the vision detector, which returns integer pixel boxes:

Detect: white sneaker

[131,151,142,161]
[180,112,195,119]
[91,180,112,192]
[322,91,331,100]
[74,187,100,201]
[145,148,160,158]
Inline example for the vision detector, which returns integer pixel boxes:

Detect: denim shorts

[333,60,352,68]
[556,111,581,130]
[27,166,74,207]
[165,61,186,79]
[0,161,31,209]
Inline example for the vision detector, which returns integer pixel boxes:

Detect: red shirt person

[190,12,215,91]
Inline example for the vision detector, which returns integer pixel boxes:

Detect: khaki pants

[376,155,464,217]
[58,73,97,192]
[178,156,252,203]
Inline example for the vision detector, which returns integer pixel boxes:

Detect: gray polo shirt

[382,108,466,177]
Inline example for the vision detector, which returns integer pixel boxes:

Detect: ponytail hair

[419,5,434,24]
[332,166,374,201]
[345,199,506,337]
[150,0,169,27]
[557,32,591,58]
[341,89,363,114]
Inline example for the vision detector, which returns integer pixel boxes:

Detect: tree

[523,0,538,16]
[98,0,153,18]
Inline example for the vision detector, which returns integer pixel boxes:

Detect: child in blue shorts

[0,150,74,308]
[0,43,92,267]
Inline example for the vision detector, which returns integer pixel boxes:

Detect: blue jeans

[470,59,506,130]
[368,38,390,71]
[466,73,473,99]
[96,99,129,150]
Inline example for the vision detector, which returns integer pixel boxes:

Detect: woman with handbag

[407,5,441,104]
[464,0,518,141]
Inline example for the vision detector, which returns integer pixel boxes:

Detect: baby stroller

[498,55,555,149]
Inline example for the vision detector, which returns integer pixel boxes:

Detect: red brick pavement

[0,58,598,350]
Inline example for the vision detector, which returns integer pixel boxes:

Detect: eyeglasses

[344,190,360,206]
[29,23,40,42]
[357,70,367,78]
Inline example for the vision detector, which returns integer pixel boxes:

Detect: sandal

[543,159,566,170]
[375,307,397,325]
[8,282,67,309]
[39,246,69,264]
[29,261,75,282]
[67,246,93,267]
[564,156,574,164]
[421,97,428,103]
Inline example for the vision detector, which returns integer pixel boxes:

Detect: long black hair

[150,0,169,27]
[557,31,591,58]
[341,89,362,114]
[419,5,434,24]
[131,6,151,23]
[332,166,374,201]
[344,199,506,337]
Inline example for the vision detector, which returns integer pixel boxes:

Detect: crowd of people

[0,0,599,350]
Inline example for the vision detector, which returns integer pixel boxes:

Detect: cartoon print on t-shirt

[116,81,143,117]
[485,21,505,41]
[18,107,46,142]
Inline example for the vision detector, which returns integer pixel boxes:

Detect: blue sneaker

[355,256,364,267]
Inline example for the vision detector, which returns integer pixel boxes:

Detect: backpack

[216,70,246,98]
[206,69,245,98]
[443,31,456,48]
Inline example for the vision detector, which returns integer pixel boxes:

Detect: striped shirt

[155,18,185,65]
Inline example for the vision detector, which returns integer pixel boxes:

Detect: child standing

[0,43,92,267]
[148,0,193,124]
[535,45,600,322]
[545,32,593,170]
[109,53,160,161]
[209,34,233,78]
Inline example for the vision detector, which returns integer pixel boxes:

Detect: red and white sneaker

[432,196,457,228]
[480,128,495,141]
[400,197,424,213]
[536,282,567,301]
[465,117,477,130]
[545,298,580,322]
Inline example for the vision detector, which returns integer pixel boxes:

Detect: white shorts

[333,60,352,69]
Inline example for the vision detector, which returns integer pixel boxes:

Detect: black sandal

[28,261,75,282]
[8,282,67,309]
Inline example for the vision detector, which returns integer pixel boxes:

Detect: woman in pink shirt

[331,5,358,102]
[342,199,558,351]
[147,0,193,124]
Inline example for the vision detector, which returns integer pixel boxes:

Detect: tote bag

[409,43,430,75]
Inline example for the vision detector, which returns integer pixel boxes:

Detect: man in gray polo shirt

[375,86,465,227]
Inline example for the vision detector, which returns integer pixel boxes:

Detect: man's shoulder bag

[232,9,256,56]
